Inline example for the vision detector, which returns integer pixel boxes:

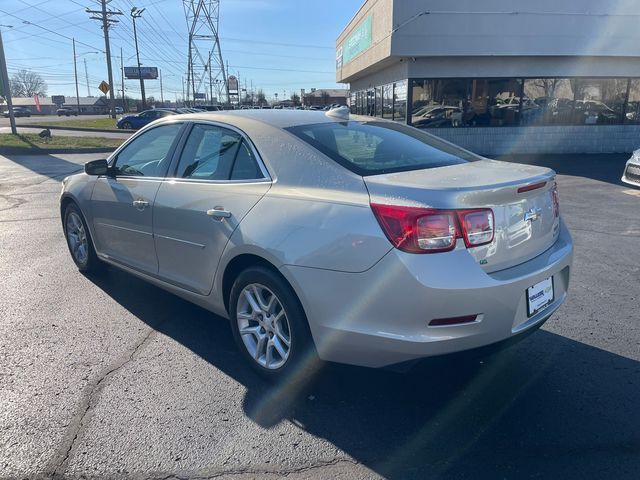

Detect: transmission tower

[184,0,228,105]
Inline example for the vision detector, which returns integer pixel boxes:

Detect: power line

[0,8,104,51]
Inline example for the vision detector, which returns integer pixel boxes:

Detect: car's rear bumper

[283,220,573,368]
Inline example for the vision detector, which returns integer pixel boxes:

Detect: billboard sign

[227,75,238,92]
[194,93,206,99]
[341,15,372,65]
[51,95,66,105]
[124,66,158,80]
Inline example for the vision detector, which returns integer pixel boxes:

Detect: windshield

[286,121,479,176]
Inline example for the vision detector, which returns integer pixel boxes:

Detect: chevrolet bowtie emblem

[524,207,542,223]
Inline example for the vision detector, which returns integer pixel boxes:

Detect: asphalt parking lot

[0,151,638,479]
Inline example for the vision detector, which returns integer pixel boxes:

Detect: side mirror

[84,159,109,176]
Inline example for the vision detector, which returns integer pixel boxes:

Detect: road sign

[51,95,65,105]
[124,67,158,80]
[98,81,110,94]
[228,75,238,92]
[194,93,206,100]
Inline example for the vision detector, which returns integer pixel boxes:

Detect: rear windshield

[286,121,479,176]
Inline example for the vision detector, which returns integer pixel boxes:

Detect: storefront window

[350,92,356,114]
[626,80,640,124]
[522,78,575,125]
[383,84,393,119]
[393,80,407,122]
[375,86,382,117]
[575,79,627,125]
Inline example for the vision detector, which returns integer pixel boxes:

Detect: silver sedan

[60,108,573,379]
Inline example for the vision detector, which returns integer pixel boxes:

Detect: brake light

[370,204,458,253]
[371,204,494,253]
[552,185,560,217]
[457,209,494,247]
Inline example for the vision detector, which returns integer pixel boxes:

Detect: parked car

[60,109,573,379]
[116,109,178,130]
[2,106,31,117]
[57,107,78,117]
[412,106,461,128]
[115,107,124,114]
[622,149,640,188]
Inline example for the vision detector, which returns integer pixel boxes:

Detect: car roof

[172,109,372,129]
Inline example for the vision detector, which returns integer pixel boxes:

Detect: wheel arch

[221,253,289,315]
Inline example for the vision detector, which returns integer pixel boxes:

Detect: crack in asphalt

[0,193,27,212]
[133,458,362,480]
[49,328,157,479]
[568,226,640,238]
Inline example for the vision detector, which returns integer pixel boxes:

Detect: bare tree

[255,89,266,105]
[320,90,330,106]
[290,92,300,106]
[10,69,48,97]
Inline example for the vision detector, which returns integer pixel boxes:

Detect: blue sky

[1,0,363,101]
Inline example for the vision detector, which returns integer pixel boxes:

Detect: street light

[130,7,146,110]
[73,42,99,113]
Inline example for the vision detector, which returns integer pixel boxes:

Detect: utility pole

[73,38,81,114]
[120,47,126,112]
[87,0,122,119]
[130,7,146,111]
[159,69,164,106]
[0,28,16,134]
[182,76,185,107]
[208,51,213,106]
[84,58,90,96]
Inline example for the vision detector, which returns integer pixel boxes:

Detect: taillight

[457,209,494,247]
[370,204,458,253]
[371,204,494,254]
[552,185,560,217]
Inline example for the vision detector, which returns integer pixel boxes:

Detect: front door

[153,122,271,295]
[91,122,185,274]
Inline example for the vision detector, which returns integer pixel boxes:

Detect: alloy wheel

[236,283,292,370]
[66,211,88,265]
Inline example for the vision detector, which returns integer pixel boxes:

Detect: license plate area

[527,276,554,317]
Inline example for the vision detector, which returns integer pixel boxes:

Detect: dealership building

[336,0,640,155]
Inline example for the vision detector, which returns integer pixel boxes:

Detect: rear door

[153,122,271,295]
[91,122,185,274]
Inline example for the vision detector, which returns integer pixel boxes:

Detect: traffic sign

[98,81,110,94]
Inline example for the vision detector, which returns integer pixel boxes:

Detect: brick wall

[424,125,640,156]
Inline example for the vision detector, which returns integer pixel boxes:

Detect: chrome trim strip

[95,222,153,236]
[155,234,206,248]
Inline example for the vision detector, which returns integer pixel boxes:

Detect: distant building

[302,89,349,107]
[7,96,110,115]
[337,0,640,155]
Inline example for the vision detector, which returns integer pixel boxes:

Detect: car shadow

[86,267,640,479]
[497,153,631,186]
[0,152,89,181]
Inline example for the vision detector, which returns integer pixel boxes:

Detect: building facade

[302,89,349,107]
[337,0,640,154]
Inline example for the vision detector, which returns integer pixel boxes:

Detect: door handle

[132,199,149,210]
[207,207,232,220]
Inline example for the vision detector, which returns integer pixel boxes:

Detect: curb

[24,124,135,134]
[0,147,117,155]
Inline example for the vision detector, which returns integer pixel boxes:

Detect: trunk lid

[365,159,560,272]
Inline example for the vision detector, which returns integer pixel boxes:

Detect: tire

[122,122,132,129]
[63,203,103,273]
[229,266,319,380]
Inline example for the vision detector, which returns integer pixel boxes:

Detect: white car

[622,150,640,187]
